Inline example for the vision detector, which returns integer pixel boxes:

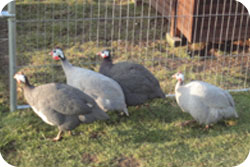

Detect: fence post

[8,1,17,112]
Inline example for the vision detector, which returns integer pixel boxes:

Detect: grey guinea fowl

[172,72,238,126]
[51,48,129,116]
[98,49,165,106]
[14,73,109,141]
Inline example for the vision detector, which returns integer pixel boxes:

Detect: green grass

[1,1,250,166]
[1,92,250,167]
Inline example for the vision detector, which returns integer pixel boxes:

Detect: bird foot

[135,106,141,109]
[52,136,62,142]
[225,120,237,126]
[119,111,129,117]
[144,104,151,109]
[203,124,213,130]
[119,112,125,116]
[179,120,196,127]
[52,130,63,142]
[68,131,73,136]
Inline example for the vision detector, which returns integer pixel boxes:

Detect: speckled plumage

[15,74,109,140]
[52,49,128,116]
[99,52,165,106]
[174,73,238,125]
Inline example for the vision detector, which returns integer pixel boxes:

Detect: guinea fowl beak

[13,74,21,84]
[13,74,17,80]
[97,52,108,59]
[97,52,102,57]
[50,51,60,60]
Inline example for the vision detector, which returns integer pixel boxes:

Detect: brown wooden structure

[150,0,250,43]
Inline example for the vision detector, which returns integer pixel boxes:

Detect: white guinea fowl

[51,48,129,116]
[172,72,238,125]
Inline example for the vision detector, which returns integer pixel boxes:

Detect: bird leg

[180,120,196,127]
[68,131,72,136]
[203,124,213,130]
[135,105,141,109]
[205,125,210,129]
[52,130,63,142]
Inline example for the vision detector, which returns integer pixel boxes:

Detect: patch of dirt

[114,156,141,167]
[89,131,105,139]
[81,153,98,164]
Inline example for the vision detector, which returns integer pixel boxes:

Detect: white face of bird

[97,49,111,59]
[172,72,184,82]
[50,48,65,61]
[14,73,26,84]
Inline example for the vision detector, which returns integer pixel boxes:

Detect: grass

[0,92,250,167]
[0,0,250,166]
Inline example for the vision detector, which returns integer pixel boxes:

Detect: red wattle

[53,56,60,60]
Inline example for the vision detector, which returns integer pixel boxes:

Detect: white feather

[14,74,26,83]
[31,107,55,126]
[86,103,93,108]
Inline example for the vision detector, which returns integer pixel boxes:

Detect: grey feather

[55,49,128,116]
[99,56,165,106]
[23,82,109,131]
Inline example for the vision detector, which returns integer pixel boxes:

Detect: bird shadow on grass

[104,95,246,145]
[112,120,243,146]
[106,98,186,124]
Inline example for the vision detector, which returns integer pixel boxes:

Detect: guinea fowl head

[97,49,112,59]
[51,48,66,61]
[14,73,28,84]
[172,72,184,82]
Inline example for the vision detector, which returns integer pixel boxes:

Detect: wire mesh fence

[0,18,9,106]
[1,0,250,108]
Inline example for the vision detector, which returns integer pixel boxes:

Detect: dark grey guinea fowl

[14,73,109,141]
[98,50,165,106]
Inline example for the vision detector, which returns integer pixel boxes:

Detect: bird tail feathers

[78,108,109,123]
[123,108,129,116]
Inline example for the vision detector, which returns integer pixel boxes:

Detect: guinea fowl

[14,73,109,141]
[172,72,238,127]
[51,48,129,116]
[97,49,165,106]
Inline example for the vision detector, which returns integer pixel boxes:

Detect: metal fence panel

[2,0,250,109]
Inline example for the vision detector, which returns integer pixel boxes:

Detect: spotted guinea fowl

[14,73,109,141]
[97,49,165,106]
[172,72,238,127]
[51,48,129,116]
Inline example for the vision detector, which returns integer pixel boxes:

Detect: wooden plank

[176,0,250,42]
[151,0,250,43]
[176,0,195,41]
[192,25,250,42]
[170,0,178,36]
